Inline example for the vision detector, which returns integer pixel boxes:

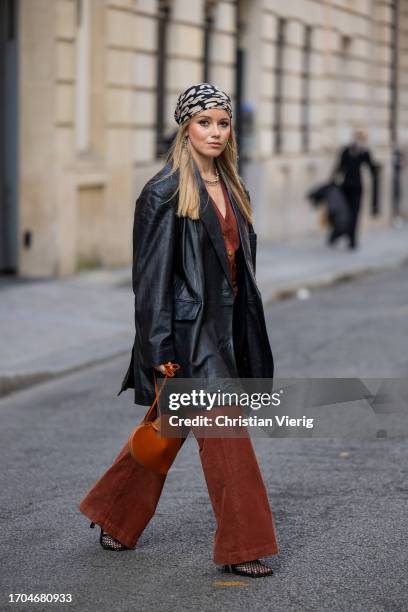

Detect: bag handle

[143,362,181,423]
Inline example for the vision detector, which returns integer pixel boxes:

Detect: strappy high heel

[90,521,129,551]
[223,558,274,578]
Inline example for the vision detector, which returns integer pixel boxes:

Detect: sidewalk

[257,224,408,304]
[1,224,407,397]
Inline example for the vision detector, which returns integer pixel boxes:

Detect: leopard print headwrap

[174,82,232,125]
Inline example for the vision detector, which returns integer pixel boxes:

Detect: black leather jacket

[117,158,274,406]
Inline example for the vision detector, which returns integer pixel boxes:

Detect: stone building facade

[1,0,407,277]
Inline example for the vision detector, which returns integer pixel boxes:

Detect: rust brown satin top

[210,180,241,299]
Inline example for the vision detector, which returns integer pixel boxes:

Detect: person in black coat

[78,83,279,578]
[331,128,377,249]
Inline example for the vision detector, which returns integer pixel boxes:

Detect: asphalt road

[1,264,407,612]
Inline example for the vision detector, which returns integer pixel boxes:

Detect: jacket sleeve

[362,149,379,215]
[132,186,177,368]
[362,149,377,177]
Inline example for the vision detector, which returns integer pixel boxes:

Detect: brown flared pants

[78,413,279,565]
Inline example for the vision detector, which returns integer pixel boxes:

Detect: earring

[183,136,189,150]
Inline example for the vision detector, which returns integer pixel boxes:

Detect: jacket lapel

[217,165,262,303]
[192,159,235,292]
[217,168,254,275]
[190,158,258,297]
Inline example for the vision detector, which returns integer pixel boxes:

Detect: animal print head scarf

[174,83,232,125]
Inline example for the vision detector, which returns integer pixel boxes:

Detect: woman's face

[186,109,231,158]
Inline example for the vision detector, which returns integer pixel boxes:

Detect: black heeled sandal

[90,521,129,551]
[223,559,274,578]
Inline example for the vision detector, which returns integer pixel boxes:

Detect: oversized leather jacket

[117,158,274,406]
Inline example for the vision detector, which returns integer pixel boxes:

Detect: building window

[5,0,16,40]
[76,0,91,153]
[337,34,352,141]
[156,0,171,158]
[203,0,216,82]
[300,25,312,152]
[390,0,399,146]
[273,17,286,154]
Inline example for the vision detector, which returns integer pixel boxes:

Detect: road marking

[213,580,249,587]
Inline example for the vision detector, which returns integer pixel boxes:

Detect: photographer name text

[167,414,314,429]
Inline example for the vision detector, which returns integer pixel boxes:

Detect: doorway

[0,0,19,274]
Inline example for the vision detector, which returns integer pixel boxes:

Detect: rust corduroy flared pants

[79,414,279,565]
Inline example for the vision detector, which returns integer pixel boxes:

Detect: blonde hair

[152,118,253,225]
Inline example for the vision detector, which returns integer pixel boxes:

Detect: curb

[0,348,130,400]
[262,254,408,305]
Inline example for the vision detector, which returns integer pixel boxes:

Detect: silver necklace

[201,167,220,185]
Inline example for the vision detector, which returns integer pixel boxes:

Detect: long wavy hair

[152,117,253,225]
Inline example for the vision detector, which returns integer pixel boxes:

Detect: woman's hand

[154,364,168,375]
[153,362,181,377]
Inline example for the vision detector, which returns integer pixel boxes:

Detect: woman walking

[79,83,279,578]
[331,128,377,249]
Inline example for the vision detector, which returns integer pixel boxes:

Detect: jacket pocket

[221,289,234,306]
[173,298,201,321]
